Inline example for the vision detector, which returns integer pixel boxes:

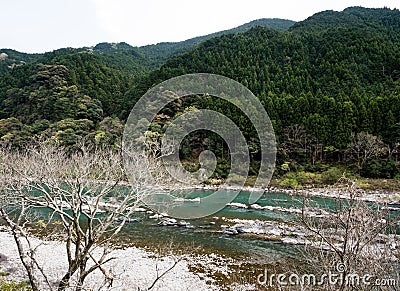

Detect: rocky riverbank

[173,183,400,205]
[0,228,221,290]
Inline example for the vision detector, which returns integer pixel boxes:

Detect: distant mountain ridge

[0,18,295,74]
[135,18,295,67]
[290,6,400,42]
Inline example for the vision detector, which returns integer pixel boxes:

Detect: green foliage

[321,167,343,185]
[1,7,400,180]
[182,161,200,173]
[295,171,323,185]
[137,18,295,69]
[360,158,398,178]
[0,270,8,277]
[0,64,104,123]
[0,49,42,73]
[124,7,400,180]
[277,168,344,187]
[0,266,32,291]
[0,117,22,136]
[0,280,32,291]
[279,170,327,187]
[91,117,123,148]
[226,174,247,185]
[279,177,300,189]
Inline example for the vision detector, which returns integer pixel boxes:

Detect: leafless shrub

[297,176,399,290]
[0,143,181,290]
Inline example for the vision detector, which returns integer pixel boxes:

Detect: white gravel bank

[0,230,217,290]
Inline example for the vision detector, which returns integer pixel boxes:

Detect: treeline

[123,7,400,180]
[0,64,123,150]
[0,7,400,181]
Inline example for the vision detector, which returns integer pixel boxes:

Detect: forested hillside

[0,18,294,74]
[0,18,294,116]
[1,7,399,182]
[123,7,400,181]
[137,18,295,67]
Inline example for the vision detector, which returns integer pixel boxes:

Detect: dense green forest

[1,7,400,184]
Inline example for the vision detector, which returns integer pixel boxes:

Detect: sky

[1,0,399,53]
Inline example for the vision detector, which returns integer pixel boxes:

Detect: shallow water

[117,190,399,260]
[5,189,398,262]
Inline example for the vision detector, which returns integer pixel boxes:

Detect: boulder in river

[157,219,195,229]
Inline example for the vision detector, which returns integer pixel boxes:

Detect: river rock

[249,204,263,210]
[114,217,140,223]
[157,218,177,226]
[281,237,309,245]
[222,227,239,235]
[149,214,164,219]
[226,203,248,209]
[157,219,195,229]
[178,220,190,227]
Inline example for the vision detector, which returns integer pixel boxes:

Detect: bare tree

[299,176,399,290]
[279,124,323,166]
[345,132,388,171]
[146,241,186,291]
[0,143,178,290]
